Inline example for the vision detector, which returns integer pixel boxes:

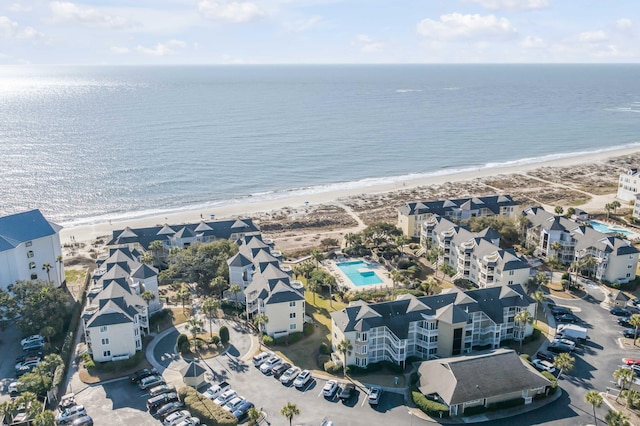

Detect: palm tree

[553,352,575,379]
[613,367,635,401]
[420,278,439,295]
[56,255,63,286]
[337,339,353,376]
[41,263,52,283]
[210,276,228,299]
[141,252,154,265]
[33,410,56,426]
[430,247,445,278]
[582,255,597,279]
[531,291,545,324]
[311,249,324,269]
[395,235,410,257]
[570,259,583,286]
[187,316,204,351]
[584,390,603,426]
[535,272,550,288]
[228,284,242,310]
[605,410,630,426]
[549,241,563,264]
[201,297,220,338]
[40,326,56,346]
[141,290,156,305]
[280,402,300,426]
[389,269,405,293]
[554,206,564,215]
[344,232,357,248]
[253,313,269,345]
[148,240,164,264]
[247,407,261,426]
[629,314,640,345]
[514,310,532,353]
[306,277,321,304]
[176,286,191,314]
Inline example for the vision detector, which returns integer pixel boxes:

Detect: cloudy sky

[1,0,639,64]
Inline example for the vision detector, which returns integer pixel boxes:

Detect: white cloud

[109,46,131,55]
[417,13,517,41]
[351,34,386,53]
[520,35,545,48]
[49,1,132,29]
[465,0,548,10]
[0,15,44,40]
[8,3,33,12]
[284,15,322,33]
[616,19,632,30]
[198,0,264,23]
[578,30,607,43]
[135,39,187,56]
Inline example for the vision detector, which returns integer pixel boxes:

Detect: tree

[310,249,324,269]
[141,290,156,305]
[531,291,545,324]
[280,402,300,426]
[395,235,411,257]
[148,240,165,266]
[389,269,405,292]
[535,272,550,288]
[187,316,204,351]
[19,370,52,396]
[10,280,71,336]
[176,286,191,314]
[41,263,52,283]
[141,252,154,265]
[229,283,242,310]
[566,207,576,218]
[337,339,353,376]
[210,276,228,300]
[219,325,229,345]
[605,410,630,426]
[629,314,640,345]
[0,288,17,331]
[420,278,439,295]
[33,410,56,426]
[253,313,269,345]
[429,247,445,278]
[554,206,564,215]
[56,255,64,286]
[585,390,603,426]
[549,241,563,264]
[612,200,622,215]
[582,255,597,278]
[40,326,56,346]
[614,367,635,401]
[553,352,575,379]
[605,203,613,219]
[247,407,261,425]
[514,310,532,352]
[625,389,640,410]
[201,297,220,338]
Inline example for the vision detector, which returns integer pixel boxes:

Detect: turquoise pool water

[589,220,633,236]
[336,260,384,286]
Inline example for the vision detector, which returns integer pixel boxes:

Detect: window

[101,338,109,345]
[136,340,142,349]
[100,326,108,333]
[361,332,368,342]
[428,348,437,355]
[360,346,368,355]
[289,323,297,330]
[508,280,513,285]
[429,335,438,343]
[289,312,296,319]
[103,350,111,357]
[289,301,296,307]
[30,273,38,280]
[27,251,34,258]
[25,241,32,247]
[134,328,139,336]
[29,262,36,269]
[509,270,514,276]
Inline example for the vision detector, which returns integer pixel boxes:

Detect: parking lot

[0,325,24,404]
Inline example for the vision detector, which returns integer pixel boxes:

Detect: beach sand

[60,145,640,252]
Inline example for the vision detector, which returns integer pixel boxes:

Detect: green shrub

[464,404,486,416]
[319,342,331,355]
[323,361,342,374]
[317,354,330,368]
[262,335,274,346]
[409,372,420,386]
[178,386,237,426]
[84,358,96,370]
[219,326,229,344]
[303,322,314,336]
[412,392,449,417]
[541,371,557,388]
[210,335,220,345]
[273,332,302,346]
[520,354,531,362]
[489,398,524,410]
[177,333,189,350]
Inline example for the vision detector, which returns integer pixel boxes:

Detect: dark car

[232,401,255,421]
[555,313,581,323]
[623,329,638,339]
[338,383,356,401]
[611,307,631,317]
[536,351,556,363]
[618,317,634,328]
[129,368,159,384]
[155,401,185,419]
[147,392,178,413]
[549,306,572,316]
[16,351,43,364]
[548,342,573,354]
[272,363,291,379]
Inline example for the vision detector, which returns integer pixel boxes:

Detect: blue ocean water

[1,64,639,226]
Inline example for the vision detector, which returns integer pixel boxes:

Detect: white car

[213,389,237,406]
[15,357,41,372]
[175,417,201,426]
[8,381,22,395]
[20,335,44,347]
[532,358,556,373]
[368,386,382,405]
[223,396,247,412]
[280,367,301,385]
[259,356,282,374]
[322,380,339,397]
[202,382,230,400]
[56,405,86,424]
[293,370,312,388]
[552,338,576,350]
[139,375,165,390]
[162,409,191,426]
[252,351,273,367]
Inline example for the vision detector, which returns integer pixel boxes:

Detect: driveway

[0,325,23,403]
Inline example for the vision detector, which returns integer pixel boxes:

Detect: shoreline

[59,144,640,246]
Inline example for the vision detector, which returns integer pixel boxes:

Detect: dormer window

[29,261,36,269]
[25,241,32,247]
[27,251,34,258]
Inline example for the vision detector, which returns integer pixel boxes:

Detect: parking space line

[361,395,367,407]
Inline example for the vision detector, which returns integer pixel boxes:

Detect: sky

[1,0,639,64]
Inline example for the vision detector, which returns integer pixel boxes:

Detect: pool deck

[324,258,395,292]
[589,219,640,240]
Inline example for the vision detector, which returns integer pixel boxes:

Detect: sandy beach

[60,145,640,251]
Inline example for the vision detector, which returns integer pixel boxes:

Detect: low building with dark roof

[397,195,519,238]
[417,348,551,416]
[523,207,639,284]
[330,285,534,368]
[0,209,64,289]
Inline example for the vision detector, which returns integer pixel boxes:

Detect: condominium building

[523,207,639,284]
[421,215,530,288]
[617,168,640,202]
[331,285,534,368]
[397,195,519,239]
[0,209,64,289]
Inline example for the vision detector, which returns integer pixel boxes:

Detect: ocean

[1,64,639,226]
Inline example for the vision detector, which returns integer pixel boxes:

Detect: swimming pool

[589,220,633,237]
[336,260,384,286]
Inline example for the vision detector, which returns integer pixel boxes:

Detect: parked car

[252,351,273,367]
[20,334,44,348]
[338,383,356,401]
[629,298,640,307]
[130,368,159,384]
[611,307,631,317]
[155,402,185,420]
[8,381,22,396]
[619,317,634,328]
[552,338,576,350]
[162,409,190,426]
[532,359,556,373]
[548,342,573,353]
[21,340,44,351]
[323,380,339,397]
[139,375,166,390]
[60,393,77,410]
[294,370,312,388]
[56,405,87,425]
[280,367,301,385]
[623,329,639,339]
[272,363,291,379]
[149,384,176,398]
[147,392,179,412]
[224,396,247,412]
[549,306,572,316]
[15,364,36,377]
[368,386,382,406]
[202,382,231,400]
[260,356,282,374]
[555,313,581,324]
[174,417,201,426]
[16,350,43,363]
[15,357,41,372]
[71,416,93,426]
[536,351,556,363]
[213,389,237,406]
[233,401,255,421]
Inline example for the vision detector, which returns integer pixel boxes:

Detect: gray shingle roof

[397,195,517,216]
[0,209,61,252]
